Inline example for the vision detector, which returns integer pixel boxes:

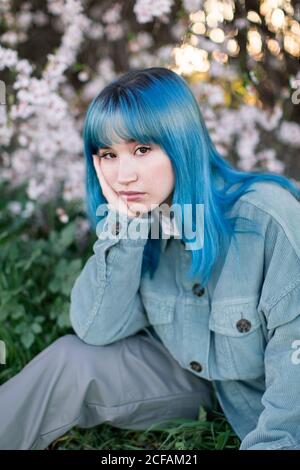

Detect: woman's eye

[98,146,151,160]
[135,146,151,156]
[100,152,115,159]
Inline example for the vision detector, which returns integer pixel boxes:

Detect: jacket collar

[150,206,181,253]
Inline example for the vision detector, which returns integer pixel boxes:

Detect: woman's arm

[69,209,151,345]
[239,205,300,450]
[239,282,300,450]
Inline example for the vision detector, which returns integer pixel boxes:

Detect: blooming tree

[0,0,299,216]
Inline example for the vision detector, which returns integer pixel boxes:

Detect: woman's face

[93,139,175,213]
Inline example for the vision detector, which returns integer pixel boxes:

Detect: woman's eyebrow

[99,139,139,151]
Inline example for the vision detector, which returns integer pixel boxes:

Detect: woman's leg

[0,330,215,450]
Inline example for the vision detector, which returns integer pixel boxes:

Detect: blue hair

[83,67,300,287]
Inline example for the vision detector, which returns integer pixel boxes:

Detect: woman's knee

[47,334,105,368]
[48,334,122,384]
[46,334,82,365]
[50,334,128,407]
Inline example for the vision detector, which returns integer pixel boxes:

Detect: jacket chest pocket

[208,301,266,380]
[142,294,176,347]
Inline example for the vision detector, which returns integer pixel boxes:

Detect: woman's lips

[120,193,145,201]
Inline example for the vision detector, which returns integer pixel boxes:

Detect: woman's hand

[92,155,142,219]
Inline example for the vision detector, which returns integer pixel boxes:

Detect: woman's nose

[117,162,138,184]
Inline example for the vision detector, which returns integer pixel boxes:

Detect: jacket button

[192,283,205,297]
[236,318,252,333]
[111,221,121,236]
[190,361,203,373]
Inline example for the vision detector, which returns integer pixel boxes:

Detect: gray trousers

[0,329,215,450]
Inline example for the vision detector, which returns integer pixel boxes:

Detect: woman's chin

[128,201,147,210]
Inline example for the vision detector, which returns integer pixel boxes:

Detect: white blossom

[78,70,89,82]
[0,0,298,214]
[128,32,154,52]
[183,0,203,13]
[7,201,22,215]
[21,201,35,219]
[0,46,18,69]
[133,0,174,24]
[278,121,300,147]
[86,23,104,40]
[102,3,122,24]
[16,11,32,29]
[33,11,49,26]
[0,0,11,14]
[105,23,124,41]
[0,31,19,46]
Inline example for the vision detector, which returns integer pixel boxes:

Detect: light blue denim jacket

[70,180,300,450]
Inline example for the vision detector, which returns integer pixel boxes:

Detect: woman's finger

[92,154,137,217]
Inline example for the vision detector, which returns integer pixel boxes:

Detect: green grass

[45,415,240,450]
[0,180,240,450]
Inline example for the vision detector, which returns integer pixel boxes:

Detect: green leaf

[15,321,27,334]
[31,323,42,334]
[57,310,71,329]
[72,62,85,72]
[21,330,35,349]
[0,303,25,321]
[53,223,75,255]
[22,248,42,271]
[11,305,26,320]
[174,441,186,450]
[35,316,45,323]
[197,405,207,422]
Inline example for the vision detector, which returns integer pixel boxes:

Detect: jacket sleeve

[239,283,300,450]
[239,214,300,450]
[69,208,151,346]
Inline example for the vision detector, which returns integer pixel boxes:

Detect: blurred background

[0,0,299,450]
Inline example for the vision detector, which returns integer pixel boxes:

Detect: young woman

[1,67,300,450]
